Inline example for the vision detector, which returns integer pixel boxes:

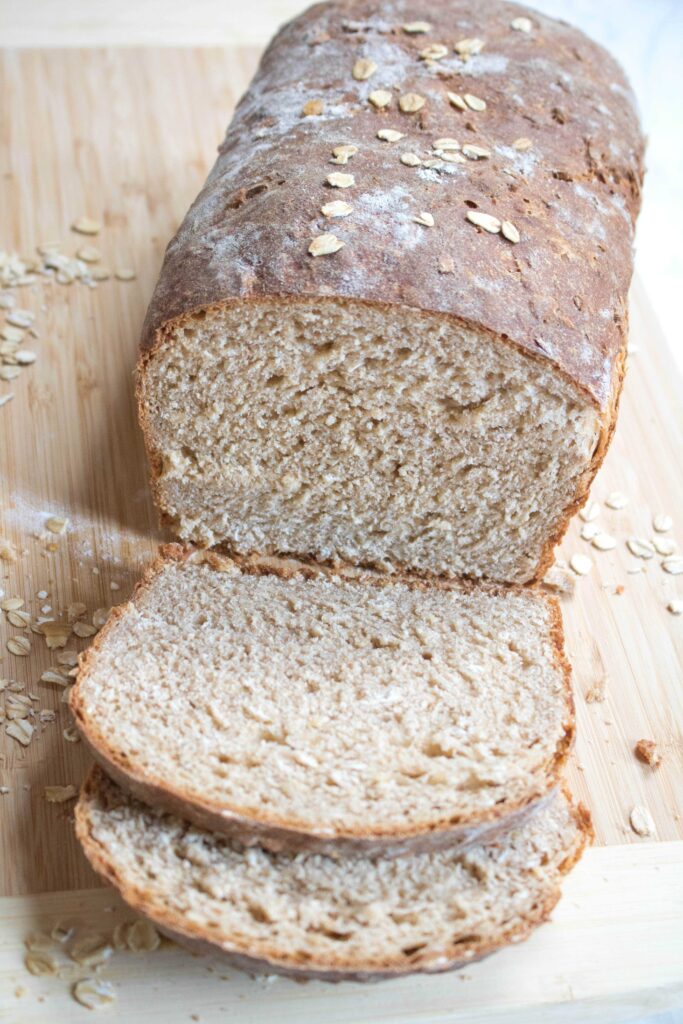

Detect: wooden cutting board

[0,49,681,1021]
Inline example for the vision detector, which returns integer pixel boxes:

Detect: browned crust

[74,766,592,981]
[71,544,575,855]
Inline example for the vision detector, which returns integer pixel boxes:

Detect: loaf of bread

[138,0,643,584]
[71,546,573,854]
[76,765,591,981]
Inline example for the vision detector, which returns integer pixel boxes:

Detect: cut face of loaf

[138,0,644,584]
[71,548,574,853]
[142,300,602,583]
[76,766,591,981]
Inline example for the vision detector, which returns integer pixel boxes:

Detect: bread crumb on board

[585,676,607,703]
[634,739,662,768]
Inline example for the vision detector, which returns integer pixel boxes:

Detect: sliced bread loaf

[76,765,590,981]
[71,546,573,853]
[138,0,644,584]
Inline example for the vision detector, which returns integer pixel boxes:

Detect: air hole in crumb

[401,943,428,958]
[464,199,478,209]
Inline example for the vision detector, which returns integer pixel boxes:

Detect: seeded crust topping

[141,0,644,412]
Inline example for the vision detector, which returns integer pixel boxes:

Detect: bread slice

[76,765,591,981]
[71,546,574,854]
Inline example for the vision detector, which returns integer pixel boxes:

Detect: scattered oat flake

[327,172,355,189]
[579,502,600,523]
[302,98,324,116]
[0,537,17,561]
[433,138,460,151]
[69,934,113,967]
[6,309,35,327]
[585,676,607,703]
[76,244,101,263]
[466,211,501,234]
[629,805,656,838]
[6,719,33,745]
[569,553,592,576]
[455,37,485,56]
[462,144,491,160]
[627,537,655,559]
[513,137,533,151]
[605,491,629,509]
[1,596,23,611]
[413,212,434,227]
[73,978,116,1010]
[115,267,136,281]
[653,536,676,556]
[46,515,68,534]
[331,144,358,164]
[0,393,14,409]
[438,255,455,274]
[91,266,110,281]
[447,91,468,111]
[464,93,487,112]
[92,602,109,626]
[127,919,161,953]
[592,533,616,552]
[663,556,683,575]
[309,233,345,257]
[581,522,600,541]
[25,950,58,976]
[653,513,673,533]
[112,922,130,951]
[45,784,77,803]
[399,93,425,113]
[7,636,31,656]
[57,650,79,666]
[352,58,377,81]
[321,200,353,219]
[667,598,683,615]
[41,669,70,686]
[377,130,405,146]
[420,43,449,61]
[402,21,431,33]
[7,609,30,628]
[64,725,81,743]
[71,217,101,235]
[67,602,87,623]
[511,16,533,32]
[501,220,520,244]
[368,89,392,109]
[401,152,422,167]
[634,739,662,768]
[73,621,98,638]
[0,366,21,381]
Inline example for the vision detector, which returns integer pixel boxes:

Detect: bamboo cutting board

[0,49,682,1021]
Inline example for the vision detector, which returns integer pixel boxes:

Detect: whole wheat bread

[71,546,573,854]
[76,765,591,981]
[137,0,644,584]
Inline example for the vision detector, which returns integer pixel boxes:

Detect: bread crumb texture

[73,556,571,843]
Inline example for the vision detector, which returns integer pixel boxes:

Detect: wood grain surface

[0,49,681,1016]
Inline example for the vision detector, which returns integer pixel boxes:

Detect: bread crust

[71,544,575,855]
[74,766,592,981]
[135,0,644,584]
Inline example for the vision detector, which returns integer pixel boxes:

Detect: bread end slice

[76,766,591,981]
